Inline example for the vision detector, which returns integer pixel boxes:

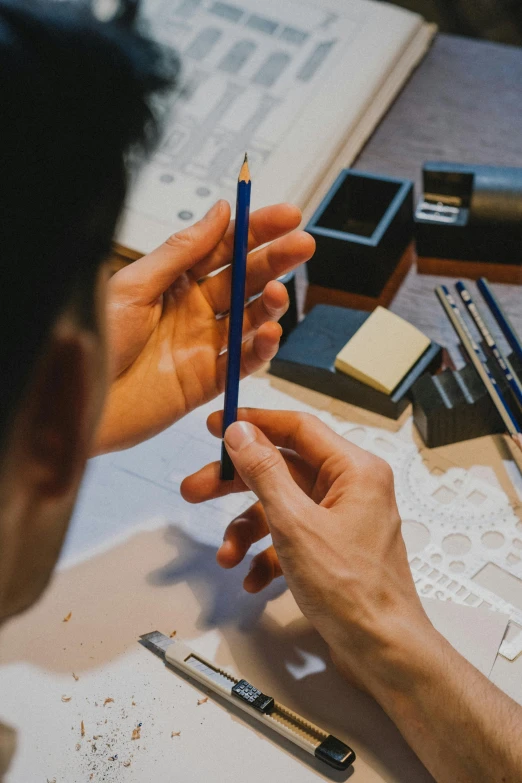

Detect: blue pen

[477,277,522,365]
[221,154,251,480]
[456,281,522,410]
[435,284,521,436]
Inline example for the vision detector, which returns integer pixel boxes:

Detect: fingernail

[225,421,256,451]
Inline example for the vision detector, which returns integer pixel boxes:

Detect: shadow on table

[149,525,435,783]
[0,521,435,783]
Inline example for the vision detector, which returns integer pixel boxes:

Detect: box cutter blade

[139,631,355,771]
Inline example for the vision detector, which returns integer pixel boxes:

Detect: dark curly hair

[0,0,178,444]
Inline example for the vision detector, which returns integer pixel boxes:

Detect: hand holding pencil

[94,184,315,453]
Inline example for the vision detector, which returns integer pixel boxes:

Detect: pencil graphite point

[239,152,251,183]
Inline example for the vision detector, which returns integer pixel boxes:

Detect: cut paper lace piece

[315,408,522,660]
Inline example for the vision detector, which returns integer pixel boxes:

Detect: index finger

[191,203,302,281]
[206,408,370,473]
[180,447,316,505]
[111,199,231,304]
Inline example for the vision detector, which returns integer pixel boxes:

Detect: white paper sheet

[54,375,522,660]
[116,0,429,254]
[0,542,508,783]
[0,375,512,783]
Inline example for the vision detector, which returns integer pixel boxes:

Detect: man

[0,2,521,781]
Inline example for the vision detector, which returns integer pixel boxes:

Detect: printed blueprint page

[116,0,425,254]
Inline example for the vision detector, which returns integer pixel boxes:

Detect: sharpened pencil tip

[239,152,251,183]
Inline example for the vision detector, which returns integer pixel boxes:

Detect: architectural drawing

[124,0,357,231]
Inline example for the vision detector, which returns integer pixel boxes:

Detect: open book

[116,0,435,258]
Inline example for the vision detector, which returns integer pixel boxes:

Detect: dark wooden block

[305,242,414,313]
[270,305,443,420]
[305,170,414,303]
[416,256,522,284]
[411,349,522,447]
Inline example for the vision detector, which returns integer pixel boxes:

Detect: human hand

[188,411,522,783]
[93,202,314,453]
[181,409,435,694]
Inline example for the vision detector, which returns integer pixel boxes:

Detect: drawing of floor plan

[122,0,359,237]
[117,0,431,253]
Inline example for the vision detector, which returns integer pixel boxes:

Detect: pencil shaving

[131,727,141,740]
[81,720,85,737]
[72,672,79,681]
[61,695,71,703]
[103,697,114,706]
[171,731,181,737]
[63,611,72,622]
[169,630,177,638]
[197,697,209,705]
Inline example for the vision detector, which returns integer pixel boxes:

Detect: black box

[411,350,522,447]
[415,162,522,282]
[305,170,414,306]
[277,271,298,343]
[270,305,443,420]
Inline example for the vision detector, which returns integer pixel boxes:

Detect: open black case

[415,162,522,282]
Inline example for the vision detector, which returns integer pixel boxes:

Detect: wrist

[372,614,447,702]
[331,605,446,705]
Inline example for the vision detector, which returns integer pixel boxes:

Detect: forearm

[364,621,522,783]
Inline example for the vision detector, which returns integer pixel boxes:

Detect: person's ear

[21,317,103,501]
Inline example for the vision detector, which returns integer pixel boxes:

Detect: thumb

[224,421,307,521]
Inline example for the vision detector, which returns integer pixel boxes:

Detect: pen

[477,277,522,364]
[221,154,251,480]
[435,285,521,437]
[456,281,522,410]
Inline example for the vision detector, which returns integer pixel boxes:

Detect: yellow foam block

[334,306,430,395]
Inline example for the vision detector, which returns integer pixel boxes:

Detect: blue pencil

[477,277,522,364]
[456,281,522,410]
[221,153,251,480]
